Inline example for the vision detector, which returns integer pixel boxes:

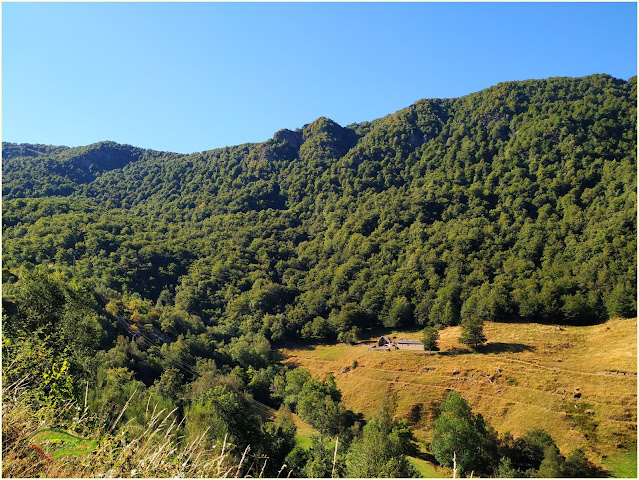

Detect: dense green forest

[2,74,636,477]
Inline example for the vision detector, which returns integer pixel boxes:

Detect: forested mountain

[2,74,636,477]
[4,74,636,333]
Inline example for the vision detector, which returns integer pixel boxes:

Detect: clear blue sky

[3,2,637,154]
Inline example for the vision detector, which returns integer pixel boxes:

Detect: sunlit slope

[280,318,637,460]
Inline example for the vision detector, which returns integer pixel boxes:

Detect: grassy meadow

[279,317,637,475]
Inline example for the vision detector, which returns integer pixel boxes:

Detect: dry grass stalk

[108,388,137,435]
[235,445,251,477]
[2,383,250,478]
[259,458,268,478]
[276,463,288,478]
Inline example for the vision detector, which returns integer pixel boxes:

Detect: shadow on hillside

[276,342,317,351]
[439,347,473,356]
[283,360,302,369]
[493,316,610,327]
[414,451,438,465]
[480,342,535,354]
[439,342,535,356]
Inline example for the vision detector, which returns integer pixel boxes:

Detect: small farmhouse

[396,339,424,351]
[370,336,424,351]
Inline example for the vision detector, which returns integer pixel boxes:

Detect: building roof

[396,339,423,344]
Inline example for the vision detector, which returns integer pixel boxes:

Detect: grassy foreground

[2,394,244,478]
[279,317,637,474]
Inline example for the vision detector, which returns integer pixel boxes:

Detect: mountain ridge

[2,73,636,331]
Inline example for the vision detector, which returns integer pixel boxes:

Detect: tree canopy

[4,74,636,345]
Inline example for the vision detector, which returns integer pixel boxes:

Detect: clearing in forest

[279,317,637,469]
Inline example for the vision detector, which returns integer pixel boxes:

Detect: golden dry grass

[279,317,637,463]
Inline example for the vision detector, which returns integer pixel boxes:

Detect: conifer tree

[459,315,487,349]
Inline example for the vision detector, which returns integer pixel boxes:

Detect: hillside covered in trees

[2,74,636,477]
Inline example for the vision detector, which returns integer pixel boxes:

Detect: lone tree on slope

[421,326,440,354]
[458,315,487,350]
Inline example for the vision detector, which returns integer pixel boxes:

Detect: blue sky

[3,2,637,154]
